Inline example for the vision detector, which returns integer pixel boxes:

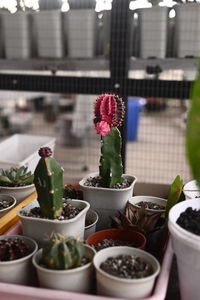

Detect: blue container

[126,98,141,141]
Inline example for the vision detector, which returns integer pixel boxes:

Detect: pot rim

[85,228,146,249]
[93,246,160,283]
[168,198,200,243]
[17,199,90,224]
[85,209,99,230]
[0,183,35,190]
[79,172,137,192]
[129,195,167,213]
[0,235,38,265]
[33,245,95,274]
[0,194,16,213]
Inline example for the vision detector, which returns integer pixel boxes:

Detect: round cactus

[41,234,85,270]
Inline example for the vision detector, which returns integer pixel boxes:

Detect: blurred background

[0,0,196,184]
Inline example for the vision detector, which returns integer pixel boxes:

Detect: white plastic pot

[183,180,200,200]
[0,235,38,285]
[17,199,90,246]
[168,198,200,300]
[32,245,95,293]
[65,9,97,58]
[0,184,35,204]
[84,209,99,239]
[2,12,31,59]
[0,194,16,218]
[93,246,160,299]
[174,3,200,58]
[138,7,168,59]
[79,172,137,230]
[129,195,167,214]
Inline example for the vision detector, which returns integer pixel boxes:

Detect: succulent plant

[34,147,64,219]
[41,233,85,270]
[94,94,125,188]
[0,166,34,187]
[0,237,31,261]
[111,201,163,236]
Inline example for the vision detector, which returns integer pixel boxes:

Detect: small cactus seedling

[41,233,85,270]
[34,147,64,219]
[0,166,34,187]
[94,94,125,188]
[0,237,31,261]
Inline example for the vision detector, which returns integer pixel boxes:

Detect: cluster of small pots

[0,230,160,299]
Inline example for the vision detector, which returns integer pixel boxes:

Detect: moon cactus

[94,94,125,188]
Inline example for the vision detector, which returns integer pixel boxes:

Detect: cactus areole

[94,94,125,188]
[34,147,64,219]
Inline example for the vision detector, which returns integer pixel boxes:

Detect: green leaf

[0,175,12,184]
[165,175,184,218]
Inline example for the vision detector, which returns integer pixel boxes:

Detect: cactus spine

[41,233,85,270]
[34,147,64,219]
[94,94,125,188]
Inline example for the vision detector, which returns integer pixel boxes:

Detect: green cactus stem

[34,147,64,219]
[99,126,123,188]
[41,233,85,270]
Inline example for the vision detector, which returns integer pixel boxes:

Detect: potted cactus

[32,233,95,293]
[0,166,35,204]
[0,235,38,285]
[79,94,137,230]
[17,147,90,246]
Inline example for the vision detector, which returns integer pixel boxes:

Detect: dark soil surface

[0,198,13,210]
[0,238,32,261]
[136,201,165,210]
[21,199,83,220]
[176,207,200,235]
[100,254,153,279]
[84,176,132,189]
[85,217,94,227]
[94,239,137,252]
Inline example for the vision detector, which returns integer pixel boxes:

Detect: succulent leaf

[0,166,34,187]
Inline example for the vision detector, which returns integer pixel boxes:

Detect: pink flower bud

[95,121,110,136]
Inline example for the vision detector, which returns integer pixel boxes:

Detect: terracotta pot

[86,228,146,250]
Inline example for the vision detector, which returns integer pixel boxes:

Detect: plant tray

[0,222,174,300]
[0,192,37,235]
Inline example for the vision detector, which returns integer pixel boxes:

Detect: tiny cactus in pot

[34,147,64,219]
[94,94,125,188]
[0,166,34,187]
[41,233,85,270]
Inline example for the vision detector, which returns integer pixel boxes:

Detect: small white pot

[0,235,38,285]
[93,246,160,299]
[183,180,200,200]
[0,184,35,204]
[168,198,200,300]
[33,244,95,293]
[17,199,90,246]
[0,194,16,218]
[129,195,167,214]
[84,209,99,239]
[79,172,137,230]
